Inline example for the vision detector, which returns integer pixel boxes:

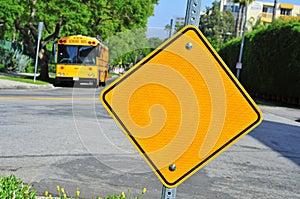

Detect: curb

[0,79,54,89]
[0,74,118,89]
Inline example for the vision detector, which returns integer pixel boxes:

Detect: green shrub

[0,174,146,199]
[13,49,32,72]
[0,63,5,72]
[48,186,146,199]
[26,65,35,73]
[0,46,14,71]
[219,20,300,105]
[0,46,32,73]
[0,174,36,199]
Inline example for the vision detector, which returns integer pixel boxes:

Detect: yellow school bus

[54,35,109,87]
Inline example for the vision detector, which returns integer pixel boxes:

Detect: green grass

[108,73,117,77]
[0,75,51,85]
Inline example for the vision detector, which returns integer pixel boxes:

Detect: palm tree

[235,0,245,37]
[164,19,173,38]
[234,0,255,37]
[164,24,172,38]
[272,0,278,22]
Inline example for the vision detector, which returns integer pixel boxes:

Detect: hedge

[218,20,300,106]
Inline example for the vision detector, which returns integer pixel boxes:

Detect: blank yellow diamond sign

[101,25,262,188]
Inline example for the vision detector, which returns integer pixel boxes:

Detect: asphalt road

[0,78,299,199]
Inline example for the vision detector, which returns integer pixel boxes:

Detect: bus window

[57,45,96,64]
[58,45,77,63]
[78,46,96,65]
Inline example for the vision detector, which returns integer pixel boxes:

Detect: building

[221,0,300,28]
[174,16,185,27]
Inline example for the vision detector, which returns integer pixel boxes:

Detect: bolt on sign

[101,25,262,188]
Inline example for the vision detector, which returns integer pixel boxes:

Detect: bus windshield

[57,45,97,65]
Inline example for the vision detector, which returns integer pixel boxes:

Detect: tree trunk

[15,18,66,81]
[272,0,278,22]
[38,20,66,81]
[240,4,246,36]
[38,48,49,80]
[235,3,244,37]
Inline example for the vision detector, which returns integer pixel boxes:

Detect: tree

[106,28,150,66]
[199,1,235,49]
[234,0,255,37]
[0,0,24,41]
[106,30,163,67]
[148,37,164,49]
[165,22,184,35]
[272,0,278,22]
[174,23,184,33]
[0,0,158,80]
[164,24,172,38]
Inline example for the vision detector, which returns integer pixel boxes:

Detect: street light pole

[169,19,173,38]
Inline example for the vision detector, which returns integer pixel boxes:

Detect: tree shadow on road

[250,120,300,166]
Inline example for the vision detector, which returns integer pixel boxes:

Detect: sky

[147,0,300,28]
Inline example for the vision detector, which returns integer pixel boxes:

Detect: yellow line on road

[0,97,99,101]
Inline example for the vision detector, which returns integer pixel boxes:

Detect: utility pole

[169,19,173,38]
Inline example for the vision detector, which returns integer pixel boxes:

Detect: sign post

[161,185,177,199]
[184,0,201,26]
[163,0,202,197]
[34,22,44,83]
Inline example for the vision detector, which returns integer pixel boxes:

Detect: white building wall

[220,0,300,31]
[292,5,300,16]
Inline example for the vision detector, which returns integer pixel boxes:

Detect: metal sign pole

[34,22,44,83]
[184,0,201,26]
[160,1,201,198]
[161,185,177,199]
